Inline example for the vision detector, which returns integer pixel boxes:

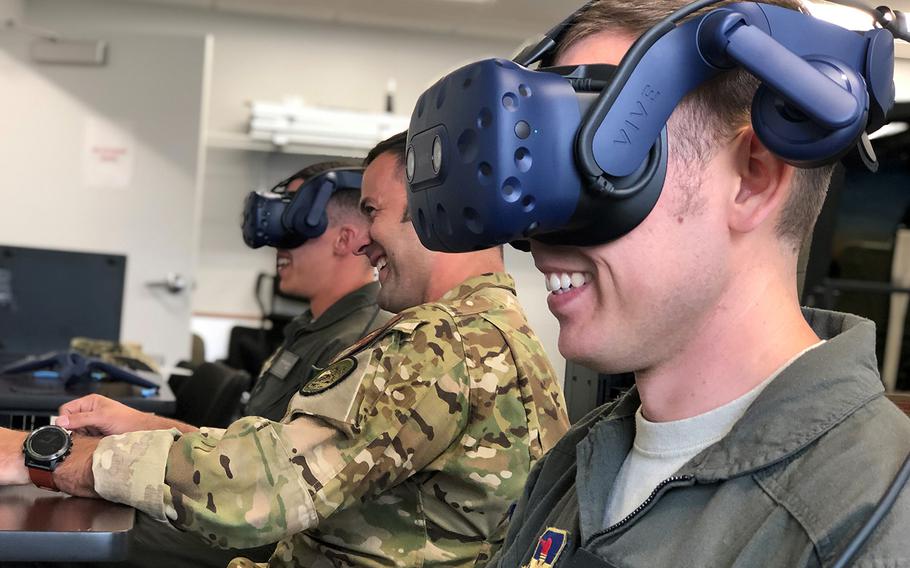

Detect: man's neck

[309,269,375,320]
[636,264,820,423]
[423,251,504,303]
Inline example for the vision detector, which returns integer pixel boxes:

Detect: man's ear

[333,225,358,256]
[728,128,794,235]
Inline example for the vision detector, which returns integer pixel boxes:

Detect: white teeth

[544,271,590,293]
[277,258,290,269]
[547,274,560,292]
[376,257,387,271]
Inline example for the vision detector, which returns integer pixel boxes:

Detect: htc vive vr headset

[406,0,906,252]
[242,167,364,249]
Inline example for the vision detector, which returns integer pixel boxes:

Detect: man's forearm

[144,413,197,434]
[0,430,29,486]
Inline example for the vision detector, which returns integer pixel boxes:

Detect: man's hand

[53,434,100,498]
[0,428,28,486]
[57,394,176,435]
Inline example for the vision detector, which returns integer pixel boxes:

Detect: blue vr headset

[242,167,364,249]
[405,0,903,252]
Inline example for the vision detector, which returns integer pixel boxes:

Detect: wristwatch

[22,425,73,491]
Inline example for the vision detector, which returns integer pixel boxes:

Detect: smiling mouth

[375,257,387,271]
[543,271,591,294]
[277,257,291,271]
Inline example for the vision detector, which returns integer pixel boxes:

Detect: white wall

[25,0,519,135]
[896,57,910,101]
[0,0,23,21]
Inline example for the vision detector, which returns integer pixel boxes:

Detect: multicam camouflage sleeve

[92,313,472,550]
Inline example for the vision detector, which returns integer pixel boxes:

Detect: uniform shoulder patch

[300,356,357,395]
[522,528,569,568]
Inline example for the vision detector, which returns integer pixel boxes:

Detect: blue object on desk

[32,370,60,380]
[1,351,160,391]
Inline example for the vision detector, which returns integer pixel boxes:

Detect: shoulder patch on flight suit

[301,356,357,395]
[522,528,569,568]
[269,350,300,381]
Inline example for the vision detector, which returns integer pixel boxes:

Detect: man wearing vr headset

[453,1,910,566]
[240,159,391,423]
[0,137,569,567]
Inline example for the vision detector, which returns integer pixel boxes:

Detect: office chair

[173,362,251,428]
[224,326,276,378]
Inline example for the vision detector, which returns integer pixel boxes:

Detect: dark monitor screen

[0,245,126,360]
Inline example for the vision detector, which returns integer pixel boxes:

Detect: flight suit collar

[575,388,640,542]
[285,282,381,337]
[684,308,882,480]
[573,308,882,540]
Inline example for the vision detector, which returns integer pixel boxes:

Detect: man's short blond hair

[555,0,835,249]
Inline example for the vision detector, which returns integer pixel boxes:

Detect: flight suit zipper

[587,474,696,542]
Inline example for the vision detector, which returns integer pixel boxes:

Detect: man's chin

[278,282,306,299]
[377,289,402,313]
[557,326,591,363]
[558,325,622,373]
[561,345,640,379]
[380,287,422,313]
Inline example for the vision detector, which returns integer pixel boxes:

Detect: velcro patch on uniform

[522,528,569,568]
[301,356,357,395]
[269,350,299,381]
[287,349,373,427]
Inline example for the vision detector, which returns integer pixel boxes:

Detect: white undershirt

[603,341,824,527]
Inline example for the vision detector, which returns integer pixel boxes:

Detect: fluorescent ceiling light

[803,1,875,29]
[869,121,910,140]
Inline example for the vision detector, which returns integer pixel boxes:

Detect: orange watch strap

[28,467,58,491]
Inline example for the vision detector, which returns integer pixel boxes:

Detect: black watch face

[27,426,69,459]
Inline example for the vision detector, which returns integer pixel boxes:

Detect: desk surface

[0,484,135,561]
[0,371,176,416]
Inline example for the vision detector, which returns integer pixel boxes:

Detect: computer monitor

[0,245,126,363]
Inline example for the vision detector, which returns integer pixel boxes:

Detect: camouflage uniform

[91,273,569,567]
[118,282,392,568]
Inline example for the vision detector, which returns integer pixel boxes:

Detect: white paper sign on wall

[82,116,134,189]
